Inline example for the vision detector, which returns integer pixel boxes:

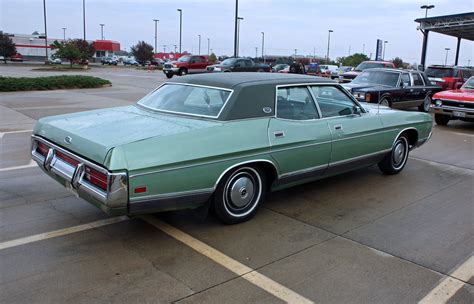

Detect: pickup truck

[163,55,209,78]
[206,58,271,73]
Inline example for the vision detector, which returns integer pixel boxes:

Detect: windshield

[177,56,191,62]
[355,62,386,71]
[352,70,400,86]
[425,67,455,78]
[462,77,474,89]
[221,58,237,65]
[138,84,232,118]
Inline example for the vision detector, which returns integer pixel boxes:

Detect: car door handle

[274,131,285,138]
[334,124,343,130]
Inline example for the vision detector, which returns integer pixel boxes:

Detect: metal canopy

[415,12,474,41]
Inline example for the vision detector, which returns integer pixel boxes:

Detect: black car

[342,68,442,112]
[207,58,270,73]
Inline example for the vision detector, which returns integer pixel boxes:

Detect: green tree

[131,41,154,64]
[392,57,405,68]
[0,33,17,64]
[51,39,94,67]
[338,53,370,67]
[208,52,217,62]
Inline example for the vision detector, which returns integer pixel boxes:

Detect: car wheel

[378,134,409,175]
[178,68,188,76]
[418,95,431,112]
[434,114,450,126]
[213,166,266,224]
[164,73,173,79]
[257,69,264,72]
[379,98,391,107]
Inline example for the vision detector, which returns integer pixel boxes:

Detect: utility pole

[198,34,201,55]
[99,24,105,40]
[174,45,177,53]
[348,45,351,56]
[261,32,265,62]
[153,19,159,54]
[294,48,297,56]
[62,27,66,40]
[82,0,86,40]
[313,46,316,59]
[382,40,388,60]
[163,45,166,53]
[207,38,210,55]
[326,29,333,64]
[177,9,182,53]
[236,17,243,57]
[43,0,48,61]
[233,0,239,57]
[255,47,258,58]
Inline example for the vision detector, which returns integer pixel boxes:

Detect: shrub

[0,75,111,91]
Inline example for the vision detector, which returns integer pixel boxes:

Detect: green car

[31,73,432,224]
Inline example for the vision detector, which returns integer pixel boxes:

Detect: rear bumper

[31,135,128,216]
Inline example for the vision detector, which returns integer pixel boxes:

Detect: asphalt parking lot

[0,65,473,303]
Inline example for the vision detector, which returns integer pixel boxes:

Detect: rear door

[310,85,385,175]
[268,85,332,185]
[410,72,426,105]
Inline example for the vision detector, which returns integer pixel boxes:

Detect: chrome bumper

[163,67,179,73]
[431,105,474,119]
[31,135,128,212]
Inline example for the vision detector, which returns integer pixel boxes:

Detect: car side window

[244,60,252,67]
[310,86,359,118]
[235,60,244,67]
[401,73,411,87]
[277,87,319,120]
[411,73,424,86]
[192,57,203,63]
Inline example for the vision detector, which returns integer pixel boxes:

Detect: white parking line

[142,215,314,304]
[418,255,473,304]
[0,129,33,139]
[0,160,37,172]
[0,216,129,251]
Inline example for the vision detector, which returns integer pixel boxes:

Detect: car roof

[168,72,335,89]
[361,68,424,73]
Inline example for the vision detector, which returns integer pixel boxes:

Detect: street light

[233,0,239,57]
[177,9,182,54]
[153,19,159,54]
[382,40,388,60]
[207,38,210,55]
[255,47,258,58]
[82,0,86,40]
[326,29,333,64]
[236,17,243,57]
[99,24,105,40]
[261,32,265,63]
[420,5,435,18]
[174,45,177,53]
[444,48,450,65]
[198,34,201,55]
[42,0,48,61]
[62,27,66,40]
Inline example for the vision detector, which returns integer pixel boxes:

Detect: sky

[1,0,473,66]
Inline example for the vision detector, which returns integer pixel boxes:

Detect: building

[6,33,120,61]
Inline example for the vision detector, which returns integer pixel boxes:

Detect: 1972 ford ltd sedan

[32,73,432,224]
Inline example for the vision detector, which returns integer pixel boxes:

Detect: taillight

[36,142,49,156]
[365,93,371,102]
[56,151,80,167]
[84,166,108,191]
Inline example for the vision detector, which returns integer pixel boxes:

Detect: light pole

[348,45,351,56]
[174,45,177,53]
[326,29,333,64]
[233,0,239,57]
[99,24,104,40]
[444,48,450,65]
[420,5,435,18]
[382,40,388,60]
[42,0,48,61]
[82,0,86,40]
[255,47,258,59]
[62,27,66,40]
[294,49,297,56]
[236,17,243,57]
[207,38,210,55]
[177,9,182,54]
[198,34,201,55]
[153,19,159,54]
[163,45,167,53]
[261,32,265,62]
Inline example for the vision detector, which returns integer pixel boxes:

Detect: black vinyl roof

[168,72,335,89]
[415,12,474,41]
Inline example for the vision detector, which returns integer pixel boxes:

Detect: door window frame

[274,83,366,121]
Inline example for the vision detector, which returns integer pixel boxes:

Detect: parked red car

[10,53,24,62]
[431,76,474,125]
[425,65,473,90]
[163,55,209,78]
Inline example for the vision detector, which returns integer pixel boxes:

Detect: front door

[269,86,332,186]
[309,85,385,175]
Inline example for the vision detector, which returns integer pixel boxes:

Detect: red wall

[94,40,120,51]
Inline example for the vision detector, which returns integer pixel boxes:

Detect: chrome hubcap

[381,99,389,106]
[393,141,406,166]
[424,97,430,111]
[229,176,254,208]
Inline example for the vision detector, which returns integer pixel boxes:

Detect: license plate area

[453,111,466,118]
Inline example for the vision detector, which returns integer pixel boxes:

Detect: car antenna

[377,89,381,115]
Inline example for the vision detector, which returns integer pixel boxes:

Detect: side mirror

[353,106,362,115]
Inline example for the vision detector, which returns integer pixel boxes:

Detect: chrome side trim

[332,128,398,142]
[327,149,391,167]
[391,127,418,149]
[279,163,328,179]
[130,187,214,203]
[136,82,235,120]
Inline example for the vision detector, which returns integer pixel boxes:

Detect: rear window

[425,67,454,78]
[355,62,386,71]
[138,84,232,118]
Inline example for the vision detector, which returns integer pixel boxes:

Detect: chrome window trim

[274,84,321,121]
[136,82,235,119]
